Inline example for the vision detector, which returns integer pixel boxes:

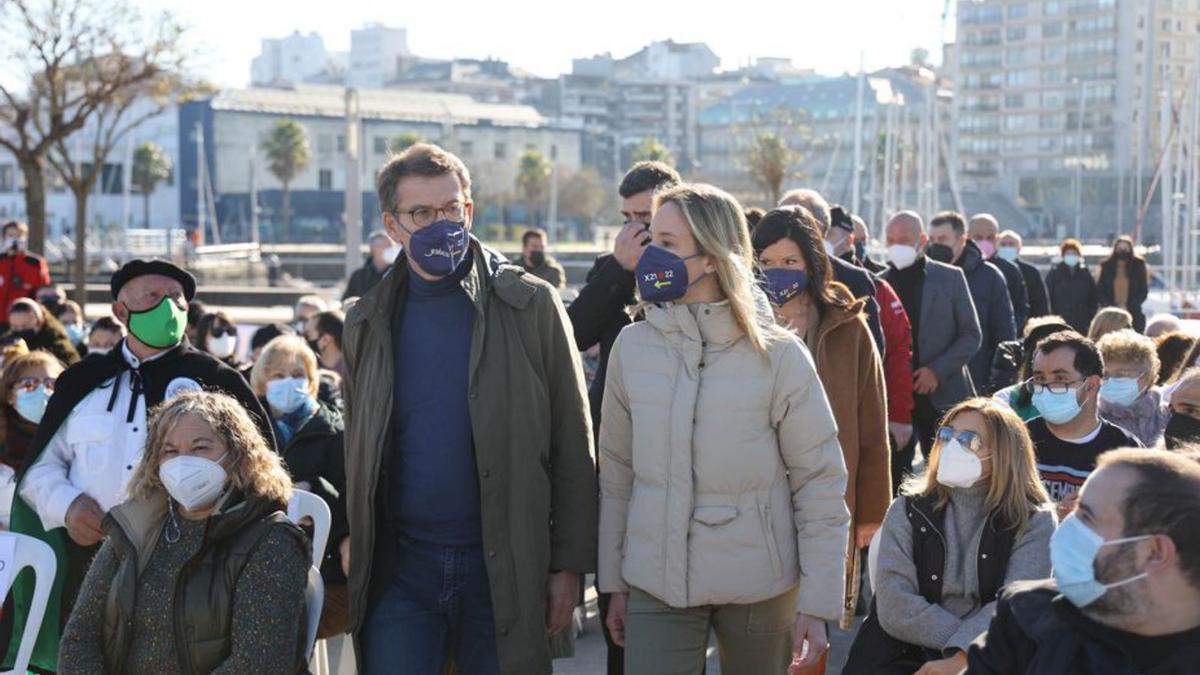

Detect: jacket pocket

[759,502,783,580]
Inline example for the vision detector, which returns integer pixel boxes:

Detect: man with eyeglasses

[341,143,596,675]
[1024,331,1141,520]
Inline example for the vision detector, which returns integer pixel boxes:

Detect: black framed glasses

[13,376,55,393]
[936,426,985,455]
[398,202,468,229]
[1024,378,1086,395]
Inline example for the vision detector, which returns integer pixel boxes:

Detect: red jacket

[875,278,913,424]
[0,251,50,316]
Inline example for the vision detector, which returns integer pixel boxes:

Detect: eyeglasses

[936,426,986,456]
[1024,378,1086,395]
[397,202,468,229]
[13,376,55,393]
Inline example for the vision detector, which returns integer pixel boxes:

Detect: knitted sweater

[874,483,1055,652]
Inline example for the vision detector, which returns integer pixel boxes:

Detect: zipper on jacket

[760,502,782,579]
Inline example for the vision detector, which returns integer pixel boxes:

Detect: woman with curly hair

[59,391,310,674]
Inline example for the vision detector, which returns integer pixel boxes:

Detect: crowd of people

[0,140,1194,675]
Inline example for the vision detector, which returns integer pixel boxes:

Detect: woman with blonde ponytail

[597,183,851,675]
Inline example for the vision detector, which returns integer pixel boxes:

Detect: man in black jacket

[998,229,1050,321]
[780,188,885,355]
[929,211,1015,392]
[569,161,679,436]
[969,214,1030,333]
[967,448,1200,674]
[343,230,398,300]
[567,160,679,675]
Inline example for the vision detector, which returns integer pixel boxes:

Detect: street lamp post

[1074,79,1087,241]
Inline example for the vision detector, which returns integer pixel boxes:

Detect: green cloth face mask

[126,297,187,349]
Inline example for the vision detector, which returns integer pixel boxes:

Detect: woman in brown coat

[753,205,892,626]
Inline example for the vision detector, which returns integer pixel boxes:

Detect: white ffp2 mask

[160,453,228,511]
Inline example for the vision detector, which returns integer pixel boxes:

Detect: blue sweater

[390,256,481,546]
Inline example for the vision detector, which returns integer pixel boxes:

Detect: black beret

[110,259,197,301]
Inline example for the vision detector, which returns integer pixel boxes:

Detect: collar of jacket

[955,238,984,273]
[814,282,867,343]
[104,488,280,573]
[353,236,536,336]
[644,300,743,351]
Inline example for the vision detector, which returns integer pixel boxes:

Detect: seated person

[967,448,1200,673]
[1096,330,1170,447]
[251,335,348,637]
[844,397,1056,675]
[3,298,79,365]
[58,391,309,674]
[84,316,125,358]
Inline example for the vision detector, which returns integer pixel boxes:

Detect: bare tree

[46,66,194,304]
[0,0,187,254]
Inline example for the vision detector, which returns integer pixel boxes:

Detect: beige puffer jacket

[597,301,851,620]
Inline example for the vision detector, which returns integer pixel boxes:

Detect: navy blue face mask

[760,267,808,306]
[854,241,867,262]
[401,219,468,277]
[636,245,705,303]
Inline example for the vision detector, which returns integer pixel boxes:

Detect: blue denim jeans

[361,534,501,675]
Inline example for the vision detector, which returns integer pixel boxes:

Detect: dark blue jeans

[361,534,501,675]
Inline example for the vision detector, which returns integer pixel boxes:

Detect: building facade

[955,0,1200,238]
[180,85,583,243]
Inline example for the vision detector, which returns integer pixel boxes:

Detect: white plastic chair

[289,490,332,674]
[303,566,324,663]
[0,532,56,675]
[866,528,883,592]
[288,489,332,565]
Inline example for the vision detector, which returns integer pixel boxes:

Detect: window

[550,144,558,160]
[100,163,123,194]
[1006,94,1025,108]
[373,137,387,154]
[318,134,333,153]
[460,140,474,158]
[1043,22,1063,38]
[0,165,12,193]
[494,142,507,160]
[1007,26,1027,41]
[1009,3,1028,18]
[1044,0,1062,14]
[337,136,346,153]
[319,169,332,191]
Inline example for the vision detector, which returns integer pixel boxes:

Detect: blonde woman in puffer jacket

[598,182,852,675]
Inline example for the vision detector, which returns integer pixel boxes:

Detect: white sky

[142,0,955,87]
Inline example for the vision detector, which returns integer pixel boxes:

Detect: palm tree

[745,132,797,206]
[390,131,424,154]
[130,141,173,229]
[515,148,551,228]
[631,137,674,165]
[261,118,311,239]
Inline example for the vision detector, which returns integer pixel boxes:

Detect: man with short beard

[967,449,1200,674]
